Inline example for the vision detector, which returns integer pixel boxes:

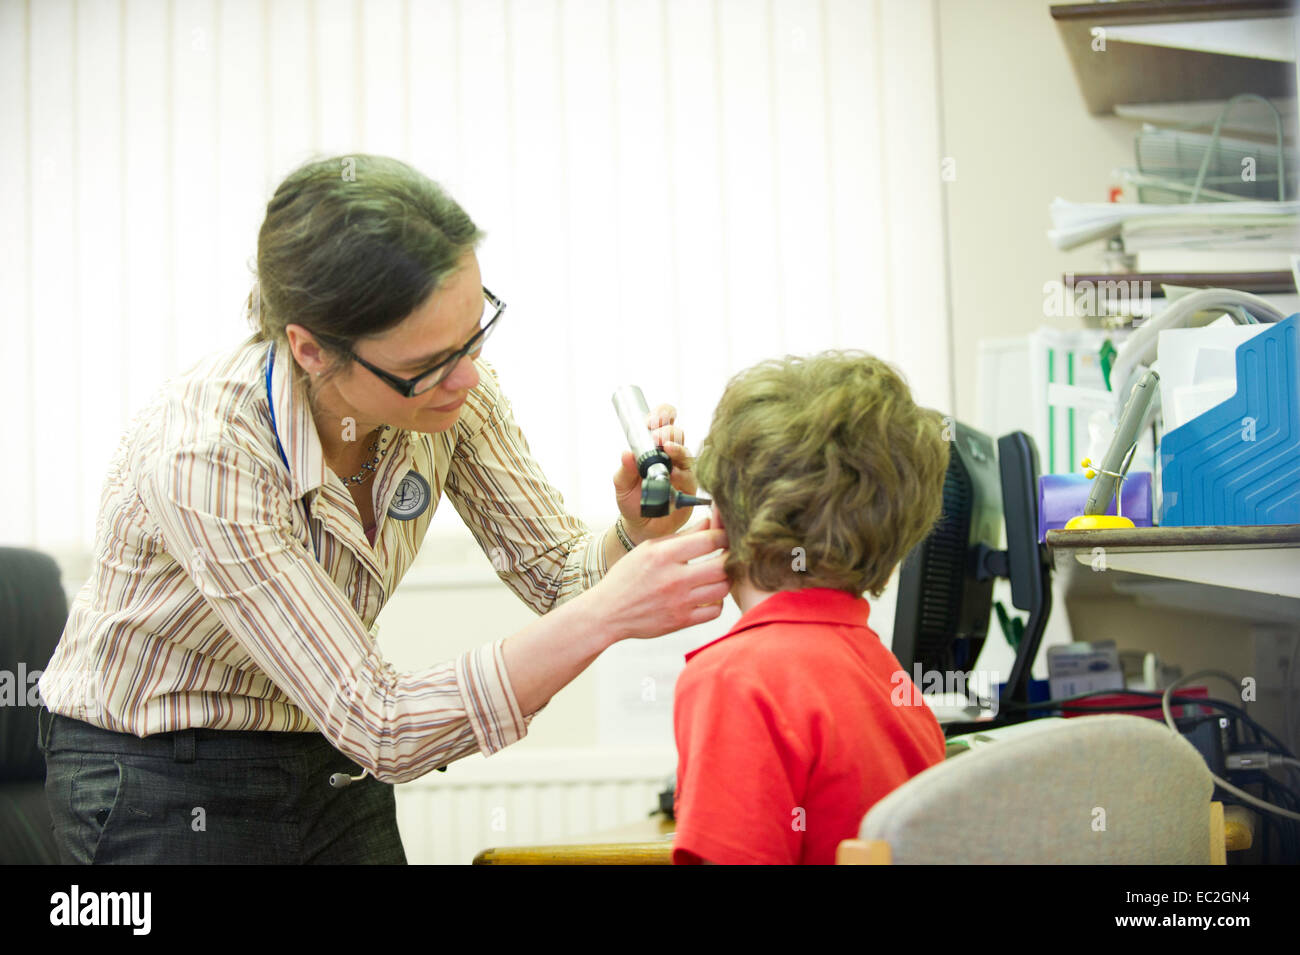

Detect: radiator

[394,746,676,865]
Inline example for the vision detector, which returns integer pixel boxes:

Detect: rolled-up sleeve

[138,440,530,783]
[445,360,609,614]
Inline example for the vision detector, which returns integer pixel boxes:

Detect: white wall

[936,0,1143,423]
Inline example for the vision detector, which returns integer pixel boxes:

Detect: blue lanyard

[265,344,319,561]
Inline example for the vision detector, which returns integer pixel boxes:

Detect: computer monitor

[892,421,1001,679]
[892,421,1052,721]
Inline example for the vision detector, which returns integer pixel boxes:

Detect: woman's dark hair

[245,154,485,381]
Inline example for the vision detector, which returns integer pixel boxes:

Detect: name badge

[387,471,432,521]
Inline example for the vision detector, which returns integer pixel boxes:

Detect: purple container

[1037,472,1154,542]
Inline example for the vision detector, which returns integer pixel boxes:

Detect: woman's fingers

[687,602,725,626]
[677,516,727,550]
[678,514,711,534]
[646,408,691,506]
[647,404,677,429]
[604,529,728,639]
[657,527,728,565]
[660,438,689,460]
[689,578,732,605]
[653,426,685,448]
[661,439,693,487]
[647,405,684,450]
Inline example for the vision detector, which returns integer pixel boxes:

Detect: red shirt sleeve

[671,652,811,865]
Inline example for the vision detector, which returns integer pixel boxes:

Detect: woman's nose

[442,353,480,393]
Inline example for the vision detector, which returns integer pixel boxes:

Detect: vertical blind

[1,0,952,559]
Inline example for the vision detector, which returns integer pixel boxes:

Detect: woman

[37,154,729,864]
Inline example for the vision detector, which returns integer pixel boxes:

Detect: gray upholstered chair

[0,547,68,864]
[837,714,1224,864]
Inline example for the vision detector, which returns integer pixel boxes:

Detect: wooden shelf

[1051,1,1296,116]
[1046,524,1300,602]
[1064,270,1298,294]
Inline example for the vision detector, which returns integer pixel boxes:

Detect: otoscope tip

[674,492,712,508]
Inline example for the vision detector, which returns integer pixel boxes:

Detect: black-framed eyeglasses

[320,287,505,398]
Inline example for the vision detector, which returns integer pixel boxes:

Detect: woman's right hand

[499,514,730,718]
[592,515,731,641]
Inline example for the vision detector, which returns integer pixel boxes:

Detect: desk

[1045,524,1300,652]
[472,816,676,865]
[1046,524,1300,604]
[1044,524,1300,811]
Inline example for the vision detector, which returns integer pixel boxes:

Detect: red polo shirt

[672,586,946,865]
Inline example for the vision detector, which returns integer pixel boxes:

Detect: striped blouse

[38,336,609,783]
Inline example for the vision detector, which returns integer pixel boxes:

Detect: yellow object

[1064,514,1136,530]
[1069,456,1133,528]
[1223,805,1254,852]
[1210,802,1226,866]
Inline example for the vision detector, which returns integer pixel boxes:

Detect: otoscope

[612,385,712,518]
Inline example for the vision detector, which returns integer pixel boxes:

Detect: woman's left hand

[612,403,700,544]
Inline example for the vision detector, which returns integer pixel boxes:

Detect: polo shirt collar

[684,587,872,662]
[265,339,329,500]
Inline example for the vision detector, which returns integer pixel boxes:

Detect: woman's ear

[711,504,724,531]
[285,323,331,378]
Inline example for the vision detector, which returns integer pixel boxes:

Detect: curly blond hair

[693,350,949,598]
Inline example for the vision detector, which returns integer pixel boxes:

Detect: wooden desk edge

[473,841,674,865]
[1046,524,1300,552]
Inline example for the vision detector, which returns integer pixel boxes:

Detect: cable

[991,688,1298,760]
[1132,692,1300,790]
[1287,632,1300,769]
[968,685,1300,822]
[1163,671,1300,822]
[1227,752,1300,773]
[1108,288,1288,406]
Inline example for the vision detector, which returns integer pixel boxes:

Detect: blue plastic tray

[1160,313,1299,526]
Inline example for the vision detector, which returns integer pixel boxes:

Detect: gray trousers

[37,706,406,864]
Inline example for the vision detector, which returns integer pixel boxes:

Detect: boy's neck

[732,577,781,614]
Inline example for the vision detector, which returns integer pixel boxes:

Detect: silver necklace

[340,426,393,487]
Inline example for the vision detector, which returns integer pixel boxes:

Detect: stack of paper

[1048,198,1299,251]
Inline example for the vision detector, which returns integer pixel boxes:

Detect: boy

[672,350,950,865]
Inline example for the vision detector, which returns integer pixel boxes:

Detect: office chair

[837,714,1224,864]
[0,547,68,864]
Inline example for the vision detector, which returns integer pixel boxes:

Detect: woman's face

[294,250,486,436]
